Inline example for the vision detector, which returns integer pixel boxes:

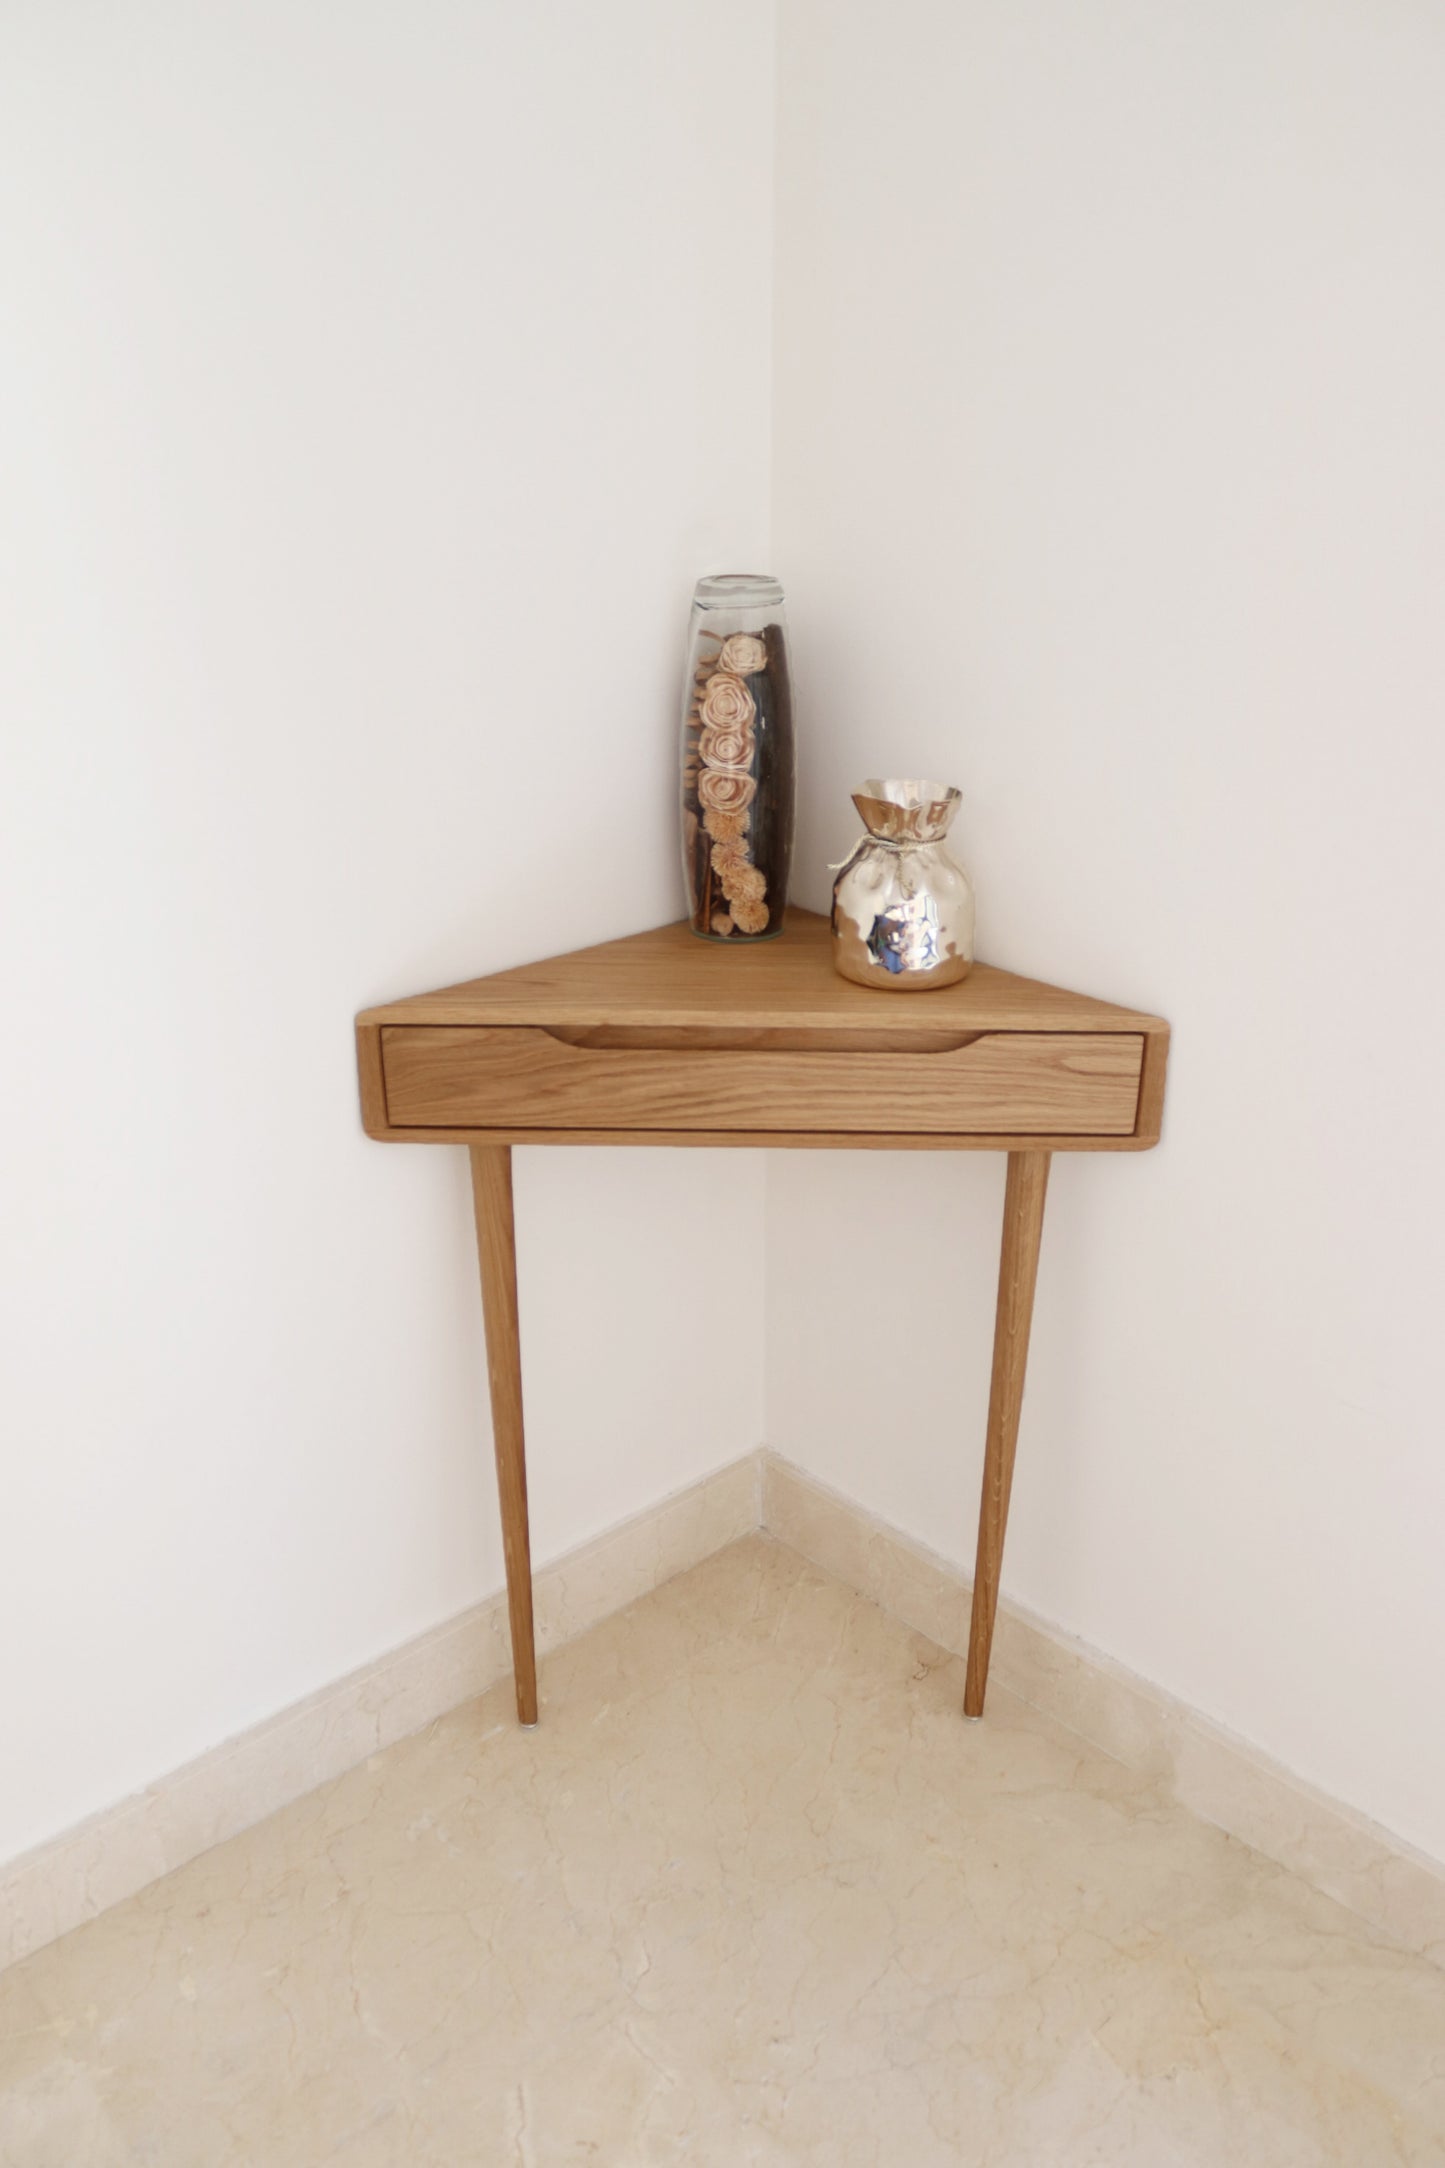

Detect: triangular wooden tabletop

[359,908,1164,1038]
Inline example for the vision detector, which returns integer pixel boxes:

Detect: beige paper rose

[718,633,768,676]
[699,718,754,769]
[697,767,757,814]
[732,896,770,934]
[699,672,755,733]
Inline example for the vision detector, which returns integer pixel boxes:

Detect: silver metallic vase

[831,778,975,991]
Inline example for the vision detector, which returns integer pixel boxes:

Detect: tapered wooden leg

[964,1150,1051,1719]
[469,1145,538,1726]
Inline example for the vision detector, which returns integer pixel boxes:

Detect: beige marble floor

[2,1538,1444,2167]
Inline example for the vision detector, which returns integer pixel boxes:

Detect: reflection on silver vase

[831,778,975,991]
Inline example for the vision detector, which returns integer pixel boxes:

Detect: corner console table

[356,908,1168,1726]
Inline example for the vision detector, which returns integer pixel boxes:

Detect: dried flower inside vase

[679,575,795,940]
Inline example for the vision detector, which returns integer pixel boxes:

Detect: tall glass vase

[679,573,794,940]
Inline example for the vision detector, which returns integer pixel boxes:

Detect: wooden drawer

[378,1025,1144,1136]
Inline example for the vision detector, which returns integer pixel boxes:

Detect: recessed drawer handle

[539,1025,986,1055]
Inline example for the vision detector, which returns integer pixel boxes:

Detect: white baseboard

[6,1444,1442,1979]
[0,1452,760,1974]
[760,1450,1445,1971]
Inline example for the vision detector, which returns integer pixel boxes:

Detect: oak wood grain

[964,1150,1051,1719]
[357,908,1167,1040]
[469,1145,538,1726]
[354,1123,1164,1153]
[355,1024,389,1139]
[382,1026,1144,1137]
[357,912,1169,1734]
[1134,1023,1171,1147]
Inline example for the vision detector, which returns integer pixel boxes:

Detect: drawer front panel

[380,1027,1144,1136]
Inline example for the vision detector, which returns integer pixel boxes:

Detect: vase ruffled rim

[851,778,961,845]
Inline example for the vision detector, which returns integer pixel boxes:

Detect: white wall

[8,0,1443,1882]
[771,0,1445,1859]
[0,0,773,1865]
